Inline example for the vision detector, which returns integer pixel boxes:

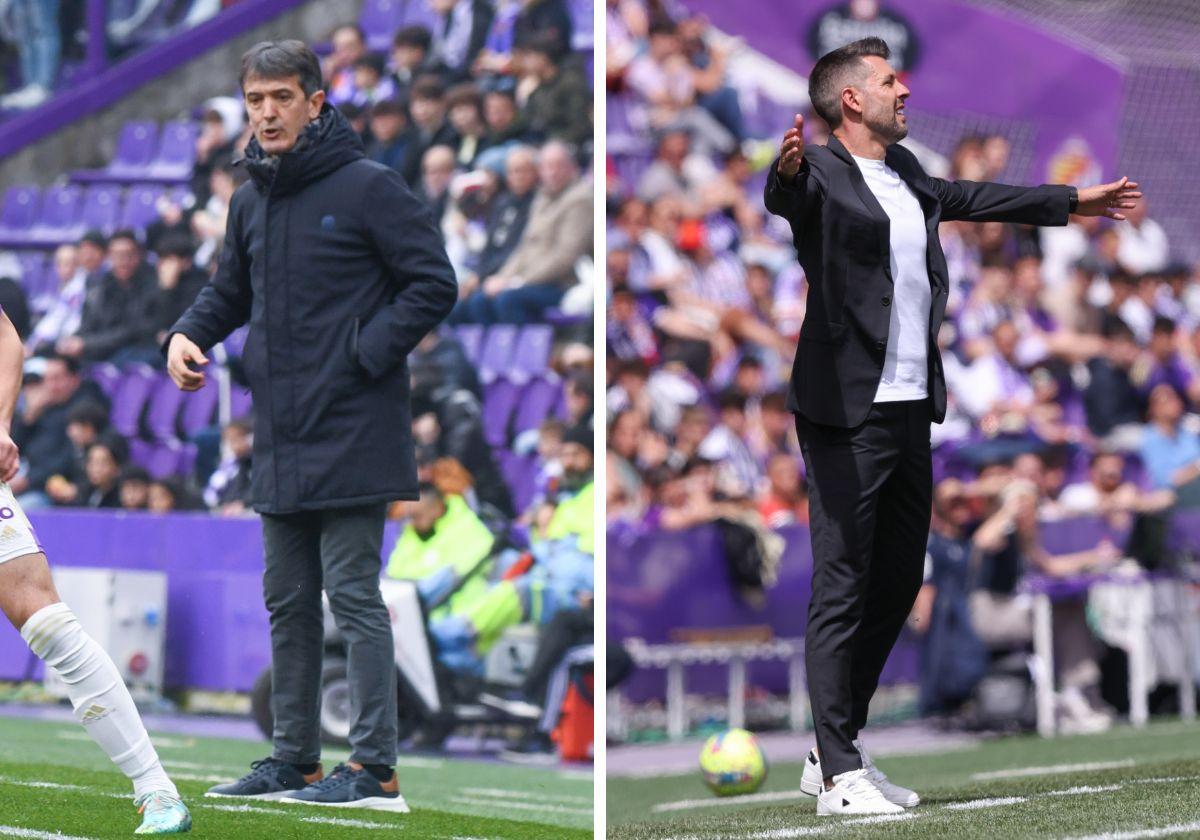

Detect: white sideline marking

[203,804,397,830]
[1128,775,1200,785]
[1046,785,1124,796]
[0,827,97,840]
[653,790,812,813]
[844,812,918,824]
[1066,821,1200,839]
[449,796,591,816]
[461,786,591,804]
[167,771,229,783]
[54,729,194,751]
[971,760,1134,781]
[944,796,1027,810]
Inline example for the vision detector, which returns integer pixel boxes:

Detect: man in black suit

[764,37,1140,816]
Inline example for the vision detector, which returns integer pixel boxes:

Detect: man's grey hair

[539,139,578,169]
[240,40,324,98]
[808,37,891,129]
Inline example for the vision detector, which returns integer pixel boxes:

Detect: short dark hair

[120,465,151,485]
[155,232,196,260]
[370,98,405,119]
[411,76,446,102]
[67,400,108,431]
[515,30,565,63]
[239,40,323,98]
[353,52,386,76]
[809,37,891,128]
[394,25,432,51]
[43,351,80,376]
[1153,315,1177,335]
[108,229,139,249]
[90,432,129,466]
[717,389,747,413]
[79,230,107,250]
[445,82,483,113]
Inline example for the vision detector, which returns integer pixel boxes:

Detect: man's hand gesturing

[1076,176,1143,221]
[778,114,806,179]
[167,333,208,391]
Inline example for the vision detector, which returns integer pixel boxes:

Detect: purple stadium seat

[569,0,593,49]
[29,184,83,243]
[107,121,160,176]
[360,0,404,51]
[180,383,218,437]
[229,387,253,420]
[79,185,123,233]
[177,442,198,478]
[109,364,158,437]
[88,363,123,399]
[119,185,165,231]
[145,440,184,480]
[0,185,40,238]
[478,324,519,384]
[453,324,484,367]
[145,373,185,442]
[499,451,539,514]
[398,0,440,30]
[482,378,521,447]
[128,437,154,472]
[149,121,199,181]
[512,375,561,435]
[16,252,46,289]
[510,324,553,381]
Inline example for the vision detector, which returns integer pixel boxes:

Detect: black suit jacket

[764,136,1071,428]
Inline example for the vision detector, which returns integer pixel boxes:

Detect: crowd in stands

[2,0,595,538]
[605,1,1199,728]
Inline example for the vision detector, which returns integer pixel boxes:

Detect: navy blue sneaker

[282,763,409,812]
[205,758,323,800]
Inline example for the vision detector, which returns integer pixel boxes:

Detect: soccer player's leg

[0,492,190,833]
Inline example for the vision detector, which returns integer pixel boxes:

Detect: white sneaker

[800,740,920,807]
[1,84,48,109]
[816,768,905,816]
[1057,687,1113,735]
[855,738,920,807]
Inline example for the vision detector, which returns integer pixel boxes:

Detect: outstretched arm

[764,114,826,220]
[929,172,1141,226]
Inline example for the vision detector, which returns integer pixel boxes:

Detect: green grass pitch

[0,715,592,838]
[607,720,1200,838]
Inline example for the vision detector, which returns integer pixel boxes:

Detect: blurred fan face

[1092,455,1124,493]
[86,446,119,490]
[410,95,445,130]
[539,144,575,194]
[243,74,324,155]
[505,150,538,195]
[409,493,445,537]
[369,112,405,142]
[331,27,364,65]
[108,237,140,282]
[560,442,593,489]
[120,479,149,510]
[78,241,105,273]
[53,245,77,282]
[484,92,516,132]
[421,147,455,195]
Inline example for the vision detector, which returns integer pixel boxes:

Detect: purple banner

[607,514,1177,700]
[0,511,400,692]
[684,0,1123,185]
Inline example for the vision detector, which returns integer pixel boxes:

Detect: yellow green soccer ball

[699,728,767,796]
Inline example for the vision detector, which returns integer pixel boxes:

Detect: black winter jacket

[169,106,458,513]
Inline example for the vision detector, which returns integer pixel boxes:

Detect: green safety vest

[543,480,595,555]
[385,494,496,617]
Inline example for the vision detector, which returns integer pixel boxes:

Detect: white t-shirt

[853,155,932,402]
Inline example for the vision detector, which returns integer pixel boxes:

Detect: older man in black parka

[166,41,456,810]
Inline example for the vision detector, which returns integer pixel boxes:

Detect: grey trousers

[261,503,397,766]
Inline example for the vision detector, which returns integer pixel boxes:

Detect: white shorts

[0,483,43,565]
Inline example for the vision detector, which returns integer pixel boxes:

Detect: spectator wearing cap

[27,243,89,356]
[428,0,495,82]
[68,230,161,366]
[390,26,433,101]
[364,99,412,171]
[400,76,459,186]
[153,233,208,346]
[445,83,488,167]
[513,31,591,146]
[457,141,591,323]
[350,52,397,107]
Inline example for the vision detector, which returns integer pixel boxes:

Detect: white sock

[21,602,178,800]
